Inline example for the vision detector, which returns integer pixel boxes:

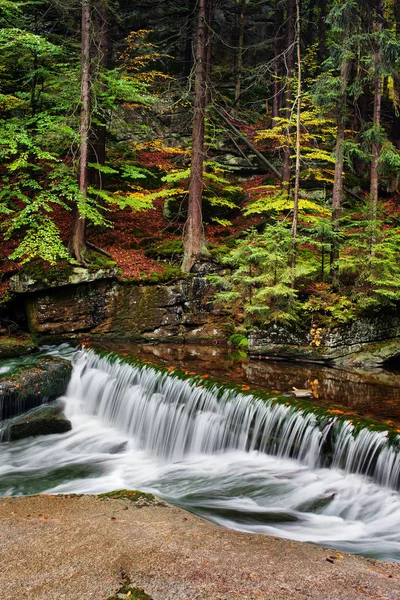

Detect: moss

[145,238,183,259]
[21,258,75,283]
[120,265,184,285]
[0,335,37,359]
[0,356,72,419]
[106,586,153,600]
[97,489,163,507]
[86,250,117,271]
[6,408,72,441]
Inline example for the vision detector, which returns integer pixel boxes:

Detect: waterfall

[67,350,400,490]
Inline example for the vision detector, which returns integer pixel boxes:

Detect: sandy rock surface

[0,494,399,600]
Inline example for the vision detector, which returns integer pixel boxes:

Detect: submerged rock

[2,403,72,442]
[0,356,72,419]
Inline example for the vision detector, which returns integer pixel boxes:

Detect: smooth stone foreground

[0,494,399,600]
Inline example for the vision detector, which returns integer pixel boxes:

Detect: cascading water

[1,348,400,560]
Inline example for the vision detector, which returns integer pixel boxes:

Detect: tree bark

[369,0,384,253]
[234,0,245,106]
[182,0,196,78]
[370,72,382,247]
[281,0,296,191]
[291,0,301,282]
[88,0,110,190]
[330,59,351,284]
[272,0,283,123]
[70,0,91,264]
[182,0,209,273]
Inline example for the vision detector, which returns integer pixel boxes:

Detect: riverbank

[0,493,399,600]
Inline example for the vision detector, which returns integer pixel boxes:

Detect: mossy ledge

[97,489,165,507]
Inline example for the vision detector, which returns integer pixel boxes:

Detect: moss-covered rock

[0,336,37,359]
[2,404,72,442]
[106,584,153,600]
[23,275,230,344]
[10,265,119,293]
[25,279,119,338]
[0,356,72,419]
[249,317,400,367]
[98,489,164,507]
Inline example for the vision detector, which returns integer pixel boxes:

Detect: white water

[1,349,400,560]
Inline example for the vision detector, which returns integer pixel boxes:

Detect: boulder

[1,403,71,442]
[0,356,72,419]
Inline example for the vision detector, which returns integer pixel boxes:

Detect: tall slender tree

[281,0,296,191]
[369,0,385,252]
[291,0,301,280]
[182,0,211,273]
[70,0,91,264]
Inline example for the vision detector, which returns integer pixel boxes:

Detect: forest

[3,3,400,594]
[1,0,400,331]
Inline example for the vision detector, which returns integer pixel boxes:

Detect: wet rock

[2,403,72,442]
[10,267,119,293]
[25,280,118,338]
[249,317,400,367]
[23,276,230,344]
[0,336,37,359]
[0,356,72,419]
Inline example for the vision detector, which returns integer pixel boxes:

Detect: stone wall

[24,275,230,344]
[249,317,400,367]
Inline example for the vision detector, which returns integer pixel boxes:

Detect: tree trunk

[291,0,301,282]
[88,0,110,190]
[70,0,91,264]
[370,72,382,249]
[281,0,296,191]
[234,0,245,106]
[182,0,209,273]
[330,59,351,284]
[369,0,384,253]
[182,0,196,78]
[272,0,283,123]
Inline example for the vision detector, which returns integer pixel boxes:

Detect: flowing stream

[1,348,400,560]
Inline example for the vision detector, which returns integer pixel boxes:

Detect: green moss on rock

[0,336,37,359]
[0,356,72,419]
[107,586,153,600]
[4,404,72,441]
[98,489,164,507]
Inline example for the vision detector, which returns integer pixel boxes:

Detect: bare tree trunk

[330,59,351,284]
[182,0,196,78]
[88,0,110,189]
[291,0,301,282]
[369,0,384,254]
[182,0,210,273]
[234,0,245,106]
[281,0,295,192]
[370,72,382,249]
[272,0,283,123]
[70,0,91,264]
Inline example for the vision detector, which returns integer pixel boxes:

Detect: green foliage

[210,225,302,327]
[228,333,248,348]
